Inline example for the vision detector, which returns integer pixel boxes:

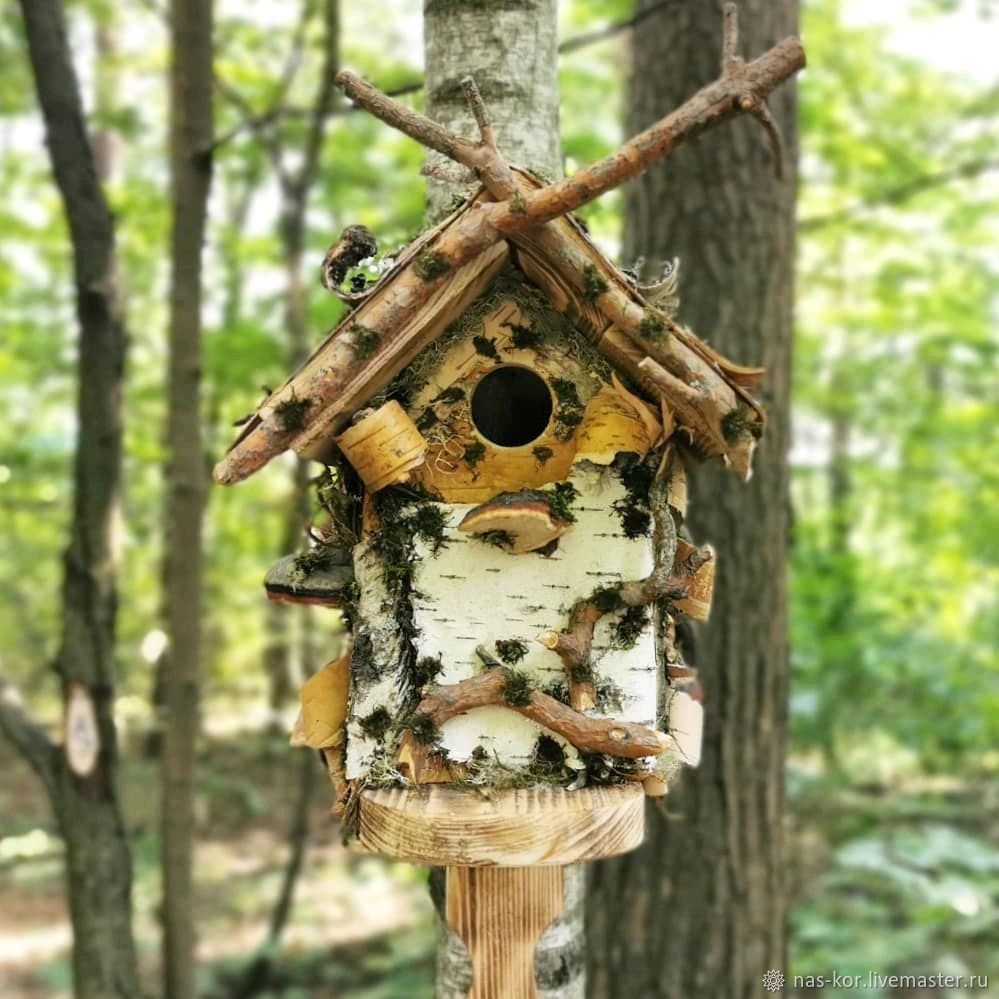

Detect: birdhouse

[219,186,752,821]
[213,8,805,987]
[214,14,801,873]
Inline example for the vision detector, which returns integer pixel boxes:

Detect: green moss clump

[410,504,449,555]
[414,656,444,686]
[612,606,649,649]
[639,310,667,342]
[509,191,528,214]
[472,334,500,359]
[532,445,554,465]
[479,529,514,549]
[464,441,486,468]
[502,670,534,708]
[291,545,337,577]
[592,586,624,614]
[581,263,608,303]
[545,481,579,524]
[408,712,440,745]
[414,249,450,281]
[612,453,657,539]
[569,661,594,686]
[494,639,529,665]
[509,322,543,349]
[551,377,585,440]
[274,394,312,432]
[359,706,393,741]
[721,407,762,442]
[351,325,381,360]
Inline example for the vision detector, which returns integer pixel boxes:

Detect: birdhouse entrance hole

[470,365,553,448]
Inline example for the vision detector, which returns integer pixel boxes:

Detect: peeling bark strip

[412,668,670,759]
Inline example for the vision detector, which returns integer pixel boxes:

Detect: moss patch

[472,334,500,359]
[478,529,515,550]
[639,310,667,342]
[414,249,450,281]
[544,481,579,524]
[721,406,762,442]
[501,669,534,708]
[591,585,625,614]
[532,445,553,465]
[508,322,543,350]
[464,441,486,468]
[408,712,440,745]
[414,656,444,687]
[494,639,529,665]
[612,606,649,650]
[351,325,381,360]
[528,735,566,780]
[581,263,608,304]
[612,452,657,539]
[551,377,585,441]
[274,394,312,432]
[359,706,393,741]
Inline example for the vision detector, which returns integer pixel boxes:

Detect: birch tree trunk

[0,1,142,995]
[586,2,798,997]
[161,0,213,995]
[423,5,585,997]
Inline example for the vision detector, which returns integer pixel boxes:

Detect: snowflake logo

[761,969,785,993]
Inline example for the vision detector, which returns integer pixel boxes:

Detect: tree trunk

[423,0,561,221]
[423,4,585,996]
[587,2,798,997]
[161,0,213,995]
[0,1,142,996]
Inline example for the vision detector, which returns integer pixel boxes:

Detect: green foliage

[494,638,529,664]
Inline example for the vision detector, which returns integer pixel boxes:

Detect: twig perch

[409,668,670,759]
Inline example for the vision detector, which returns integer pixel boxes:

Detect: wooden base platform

[358,783,645,867]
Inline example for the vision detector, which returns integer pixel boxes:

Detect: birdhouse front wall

[343,461,660,780]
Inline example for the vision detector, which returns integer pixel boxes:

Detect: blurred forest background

[0,0,996,997]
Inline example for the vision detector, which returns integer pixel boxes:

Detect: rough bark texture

[423,0,561,220]
[423,4,583,995]
[161,0,213,995]
[0,1,142,996]
[586,2,797,997]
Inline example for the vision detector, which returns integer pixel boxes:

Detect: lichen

[433,386,465,405]
[581,263,608,303]
[494,639,529,665]
[501,670,534,708]
[274,394,312,433]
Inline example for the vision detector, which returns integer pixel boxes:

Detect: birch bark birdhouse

[212,17,803,838]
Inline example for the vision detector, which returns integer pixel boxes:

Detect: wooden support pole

[446,866,565,999]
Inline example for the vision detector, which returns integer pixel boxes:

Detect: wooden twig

[412,668,670,759]
[461,76,495,149]
[722,2,741,71]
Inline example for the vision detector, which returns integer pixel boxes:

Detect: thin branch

[558,0,673,54]
[412,668,670,759]
[722,2,741,70]
[460,76,495,149]
[0,677,58,798]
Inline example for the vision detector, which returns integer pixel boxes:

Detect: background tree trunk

[587,2,798,997]
[161,0,213,995]
[0,1,142,996]
[422,3,585,996]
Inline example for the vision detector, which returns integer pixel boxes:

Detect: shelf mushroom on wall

[214,6,803,994]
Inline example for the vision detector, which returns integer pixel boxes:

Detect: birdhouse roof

[214,170,766,486]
